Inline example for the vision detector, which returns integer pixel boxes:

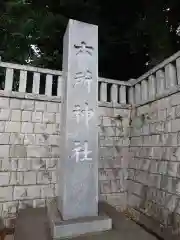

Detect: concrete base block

[48,199,112,239]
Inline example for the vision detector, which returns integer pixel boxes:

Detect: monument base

[47,199,112,239]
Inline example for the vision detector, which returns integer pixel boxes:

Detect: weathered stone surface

[51,146,60,157]
[2,158,18,171]
[43,112,55,123]
[35,134,46,145]
[21,100,34,110]
[0,133,10,144]
[57,20,99,220]
[48,135,60,146]
[23,172,37,184]
[34,123,46,133]
[37,171,52,184]
[10,145,27,158]
[9,172,23,185]
[46,124,59,135]
[0,173,10,186]
[0,121,5,132]
[10,99,20,109]
[21,111,32,122]
[172,119,180,132]
[0,109,11,121]
[27,146,48,158]
[46,158,57,169]
[48,200,112,240]
[21,122,34,133]
[0,97,10,109]
[11,110,21,121]
[3,26,180,240]
[0,187,13,201]
[171,92,180,106]
[0,145,9,157]
[41,185,55,198]
[18,158,31,171]
[5,122,21,133]
[14,186,41,200]
[128,90,180,235]
[2,201,18,217]
[24,134,36,145]
[35,101,46,111]
[32,112,43,123]
[56,113,61,124]
[47,102,58,113]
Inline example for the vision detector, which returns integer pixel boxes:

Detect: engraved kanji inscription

[82,103,94,127]
[73,69,92,93]
[74,41,94,56]
[71,140,92,162]
[72,102,94,126]
[72,105,81,124]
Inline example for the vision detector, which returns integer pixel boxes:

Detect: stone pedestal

[48,199,112,239]
[48,19,111,239]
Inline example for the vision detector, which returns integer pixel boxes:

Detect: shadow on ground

[14,203,158,240]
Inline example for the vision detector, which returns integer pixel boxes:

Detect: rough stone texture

[1,46,180,240]
[98,106,130,211]
[0,91,129,227]
[0,95,60,225]
[13,207,157,240]
[2,74,180,239]
[128,91,180,239]
[48,199,112,239]
[58,19,99,221]
[4,84,180,239]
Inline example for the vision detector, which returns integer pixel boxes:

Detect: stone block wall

[0,94,61,223]
[98,105,130,211]
[128,92,180,237]
[0,92,130,225]
[4,86,180,238]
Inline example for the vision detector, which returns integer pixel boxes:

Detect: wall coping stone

[0,61,62,76]
[130,51,180,86]
[0,90,62,103]
[0,90,132,107]
[134,85,180,107]
[99,77,131,86]
[98,102,130,109]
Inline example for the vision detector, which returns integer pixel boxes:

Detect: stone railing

[0,61,130,106]
[2,50,180,107]
[0,61,63,97]
[99,77,130,105]
[128,51,180,105]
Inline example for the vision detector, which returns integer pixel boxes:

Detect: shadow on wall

[0,217,15,240]
[0,218,5,240]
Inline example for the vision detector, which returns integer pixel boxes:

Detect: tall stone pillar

[48,19,111,239]
[59,19,98,220]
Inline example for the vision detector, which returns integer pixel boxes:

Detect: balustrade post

[165,63,177,88]
[156,70,165,94]
[135,83,141,104]
[45,74,53,96]
[111,84,118,103]
[5,68,14,91]
[57,76,63,97]
[128,87,134,104]
[100,82,107,102]
[141,80,148,101]
[119,85,126,104]
[176,57,180,85]
[148,75,156,99]
[32,72,40,94]
[19,70,27,92]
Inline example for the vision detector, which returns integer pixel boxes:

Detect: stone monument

[48,19,112,239]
